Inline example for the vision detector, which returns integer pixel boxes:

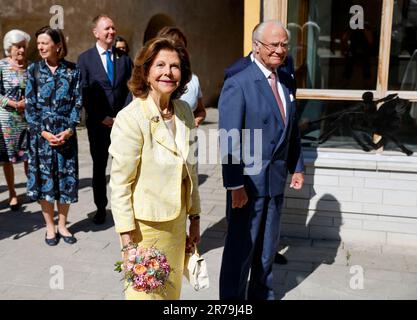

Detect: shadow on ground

[69,210,114,234]
[275,194,341,299]
[198,194,342,300]
[199,218,227,256]
[0,208,45,241]
[0,176,114,242]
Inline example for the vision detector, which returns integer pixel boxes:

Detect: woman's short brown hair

[157,26,188,48]
[128,37,191,99]
[35,26,67,59]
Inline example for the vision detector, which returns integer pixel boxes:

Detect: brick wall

[282,150,417,247]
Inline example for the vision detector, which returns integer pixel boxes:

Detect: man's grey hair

[252,20,290,44]
[3,29,31,56]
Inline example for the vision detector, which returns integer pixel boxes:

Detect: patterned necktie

[269,71,286,124]
[106,50,114,86]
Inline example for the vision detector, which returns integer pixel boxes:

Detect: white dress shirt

[96,43,113,74]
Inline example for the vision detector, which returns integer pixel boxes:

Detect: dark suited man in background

[223,24,297,265]
[78,14,133,224]
[219,21,304,300]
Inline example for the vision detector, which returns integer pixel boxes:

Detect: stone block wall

[0,0,244,106]
[282,150,417,247]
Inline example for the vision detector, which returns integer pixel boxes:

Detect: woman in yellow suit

[109,38,201,300]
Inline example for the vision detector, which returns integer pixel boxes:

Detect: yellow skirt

[124,184,187,300]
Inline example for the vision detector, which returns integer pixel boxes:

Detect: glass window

[388,0,417,91]
[298,97,417,155]
[287,0,382,90]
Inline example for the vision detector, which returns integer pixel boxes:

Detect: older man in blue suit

[219,21,305,300]
[224,24,297,266]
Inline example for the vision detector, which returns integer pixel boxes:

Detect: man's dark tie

[269,71,286,124]
[106,50,114,86]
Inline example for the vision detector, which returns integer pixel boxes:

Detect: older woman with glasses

[0,29,31,211]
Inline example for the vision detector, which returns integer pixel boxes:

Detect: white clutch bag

[183,246,210,291]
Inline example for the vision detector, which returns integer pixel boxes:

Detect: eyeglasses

[257,40,289,52]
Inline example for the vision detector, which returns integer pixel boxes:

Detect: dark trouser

[219,191,283,300]
[87,123,112,211]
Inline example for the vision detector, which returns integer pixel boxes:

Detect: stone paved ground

[0,108,416,300]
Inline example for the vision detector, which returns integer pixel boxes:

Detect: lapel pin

[151,116,160,123]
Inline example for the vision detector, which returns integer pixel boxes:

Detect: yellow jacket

[109,95,201,233]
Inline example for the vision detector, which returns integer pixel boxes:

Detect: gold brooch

[151,116,160,123]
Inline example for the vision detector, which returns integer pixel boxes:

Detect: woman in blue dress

[25,26,82,246]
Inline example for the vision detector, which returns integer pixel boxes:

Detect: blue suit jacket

[219,62,304,197]
[224,54,296,95]
[77,46,132,126]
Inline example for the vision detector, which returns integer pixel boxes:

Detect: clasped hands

[9,99,25,113]
[42,130,72,147]
[15,99,26,112]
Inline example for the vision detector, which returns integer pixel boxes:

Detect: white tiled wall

[282,152,417,247]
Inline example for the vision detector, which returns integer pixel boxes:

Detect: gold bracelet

[121,242,136,252]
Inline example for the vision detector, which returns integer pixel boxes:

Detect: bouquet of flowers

[115,243,171,294]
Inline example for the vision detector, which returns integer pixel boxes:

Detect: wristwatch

[189,215,200,221]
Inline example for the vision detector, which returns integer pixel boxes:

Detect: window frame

[262,0,417,102]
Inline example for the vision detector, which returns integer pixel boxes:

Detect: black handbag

[17,128,30,152]
[55,135,76,158]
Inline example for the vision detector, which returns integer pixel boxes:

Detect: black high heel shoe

[57,231,77,244]
[10,203,20,211]
[9,198,19,211]
[45,233,59,246]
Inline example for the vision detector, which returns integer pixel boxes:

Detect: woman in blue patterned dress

[25,27,82,246]
[0,29,31,211]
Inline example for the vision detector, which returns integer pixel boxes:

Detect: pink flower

[149,259,160,270]
[117,244,171,294]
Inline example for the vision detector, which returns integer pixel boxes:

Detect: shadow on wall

[143,14,175,45]
[275,194,342,299]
